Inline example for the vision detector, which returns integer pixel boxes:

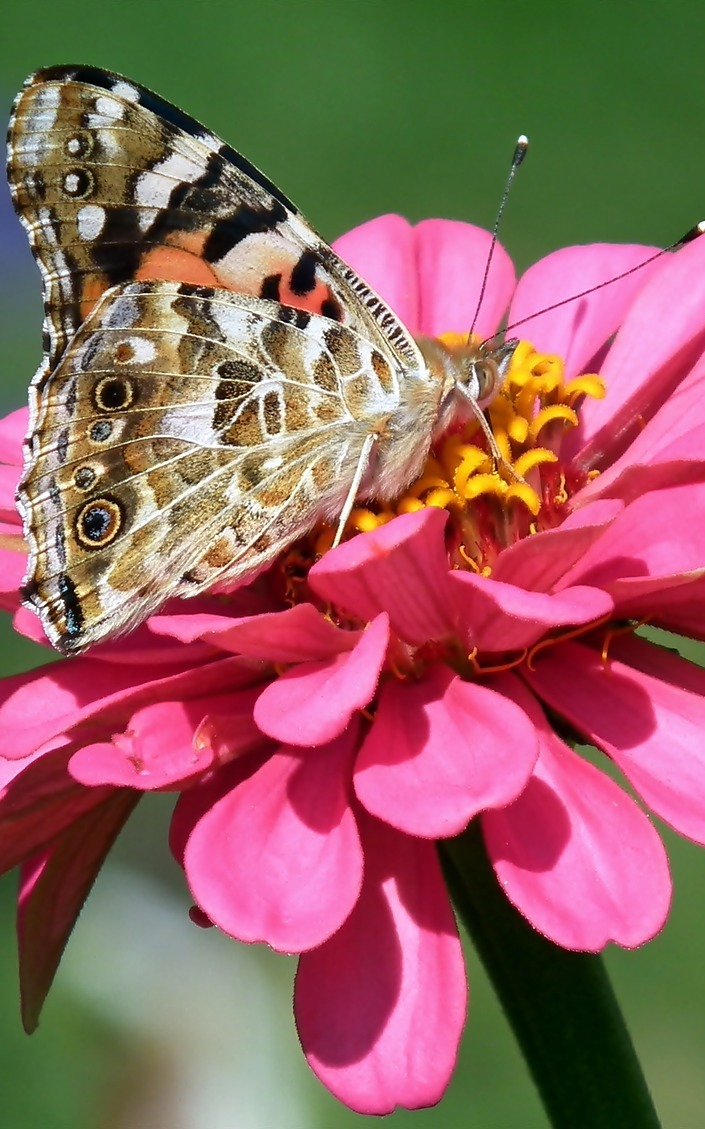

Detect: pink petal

[578,421,705,508]
[559,482,705,591]
[254,613,389,746]
[491,499,623,590]
[152,603,360,661]
[414,219,515,339]
[333,215,420,332]
[0,545,28,609]
[526,638,705,845]
[18,789,139,1031]
[449,571,612,652]
[0,653,259,760]
[572,235,705,468]
[68,692,264,789]
[310,509,455,645]
[509,244,661,378]
[183,726,362,952]
[355,668,537,836]
[483,679,670,950]
[295,809,465,1114]
[0,407,27,465]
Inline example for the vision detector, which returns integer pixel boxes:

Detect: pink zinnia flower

[2,216,705,1113]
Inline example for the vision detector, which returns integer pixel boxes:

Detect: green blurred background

[1,1,705,1125]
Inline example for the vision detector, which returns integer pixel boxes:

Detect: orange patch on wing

[79,274,110,321]
[278,278,337,316]
[135,246,220,286]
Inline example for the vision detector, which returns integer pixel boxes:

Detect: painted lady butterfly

[7,66,516,654]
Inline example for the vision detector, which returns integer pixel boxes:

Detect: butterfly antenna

[469,135,529,339]
[496,219,705,340]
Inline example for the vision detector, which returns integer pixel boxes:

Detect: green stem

[439,822,662,1129]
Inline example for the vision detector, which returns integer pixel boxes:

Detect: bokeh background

[1,2,704,1125]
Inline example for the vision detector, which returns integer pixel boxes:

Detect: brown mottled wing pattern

[7,65,421,393]
[19,281,405,652]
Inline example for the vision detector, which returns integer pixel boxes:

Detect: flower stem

[438,822,662,1129]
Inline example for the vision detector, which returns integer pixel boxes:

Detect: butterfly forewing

[7,65,421,383]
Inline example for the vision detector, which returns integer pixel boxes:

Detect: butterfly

[7,65,516,655]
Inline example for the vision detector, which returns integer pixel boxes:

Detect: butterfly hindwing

[18,280,406,652]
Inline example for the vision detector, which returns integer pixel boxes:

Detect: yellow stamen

[529,404,579,440]
[513,448,559,477]
[563,374,606,401]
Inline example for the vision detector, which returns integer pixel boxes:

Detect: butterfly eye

[470,358,501,406]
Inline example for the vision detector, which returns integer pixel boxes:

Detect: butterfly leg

[462,393,525,486]
[332,430,379,548]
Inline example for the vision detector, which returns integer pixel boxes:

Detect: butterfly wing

[7,64,422,392]
[19,280,405,653]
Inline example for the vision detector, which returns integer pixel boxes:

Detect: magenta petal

[18,789,139,1031]
[0,406,27,465]
[491,499,623,590]
[295,809,465,1114]
[483,681,670,950]
[527,639,705,845]
[67,693,264,789]
[449,571,612,652]
[0,653,256,760]
[415,219,514,340]
[152,602,359,662]
[509,244,661,377]
[355,668,537,837]
[573,234,705,466]
[310,509,455,645]
[254,613,389,746]
[184,727,362,952]
[333,215,420,332]
[559,482,705,590]
[0,547,28,609]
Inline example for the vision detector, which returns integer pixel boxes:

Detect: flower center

[316,334,605,574]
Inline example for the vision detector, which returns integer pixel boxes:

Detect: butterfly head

[417,334,519,439]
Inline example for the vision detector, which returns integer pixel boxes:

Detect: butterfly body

[7,66,511,654]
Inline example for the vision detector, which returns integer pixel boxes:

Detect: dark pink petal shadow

[355,667,537,836]
[18,789,139,1031]
[254,613,389,746]
[183,725,362,952]
[526,638,705,845]
[0,743,122,875]
[483,678,670,949]
[295,808,465,1114]
[310,509,455,645]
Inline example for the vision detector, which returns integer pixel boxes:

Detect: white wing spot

[110,81,140,102]
[134,151,209,229]
[64,172,81,195]
[77,205,106,241]
[66,136,82,155]
[94,95,123,120]
[120,336,157,364]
